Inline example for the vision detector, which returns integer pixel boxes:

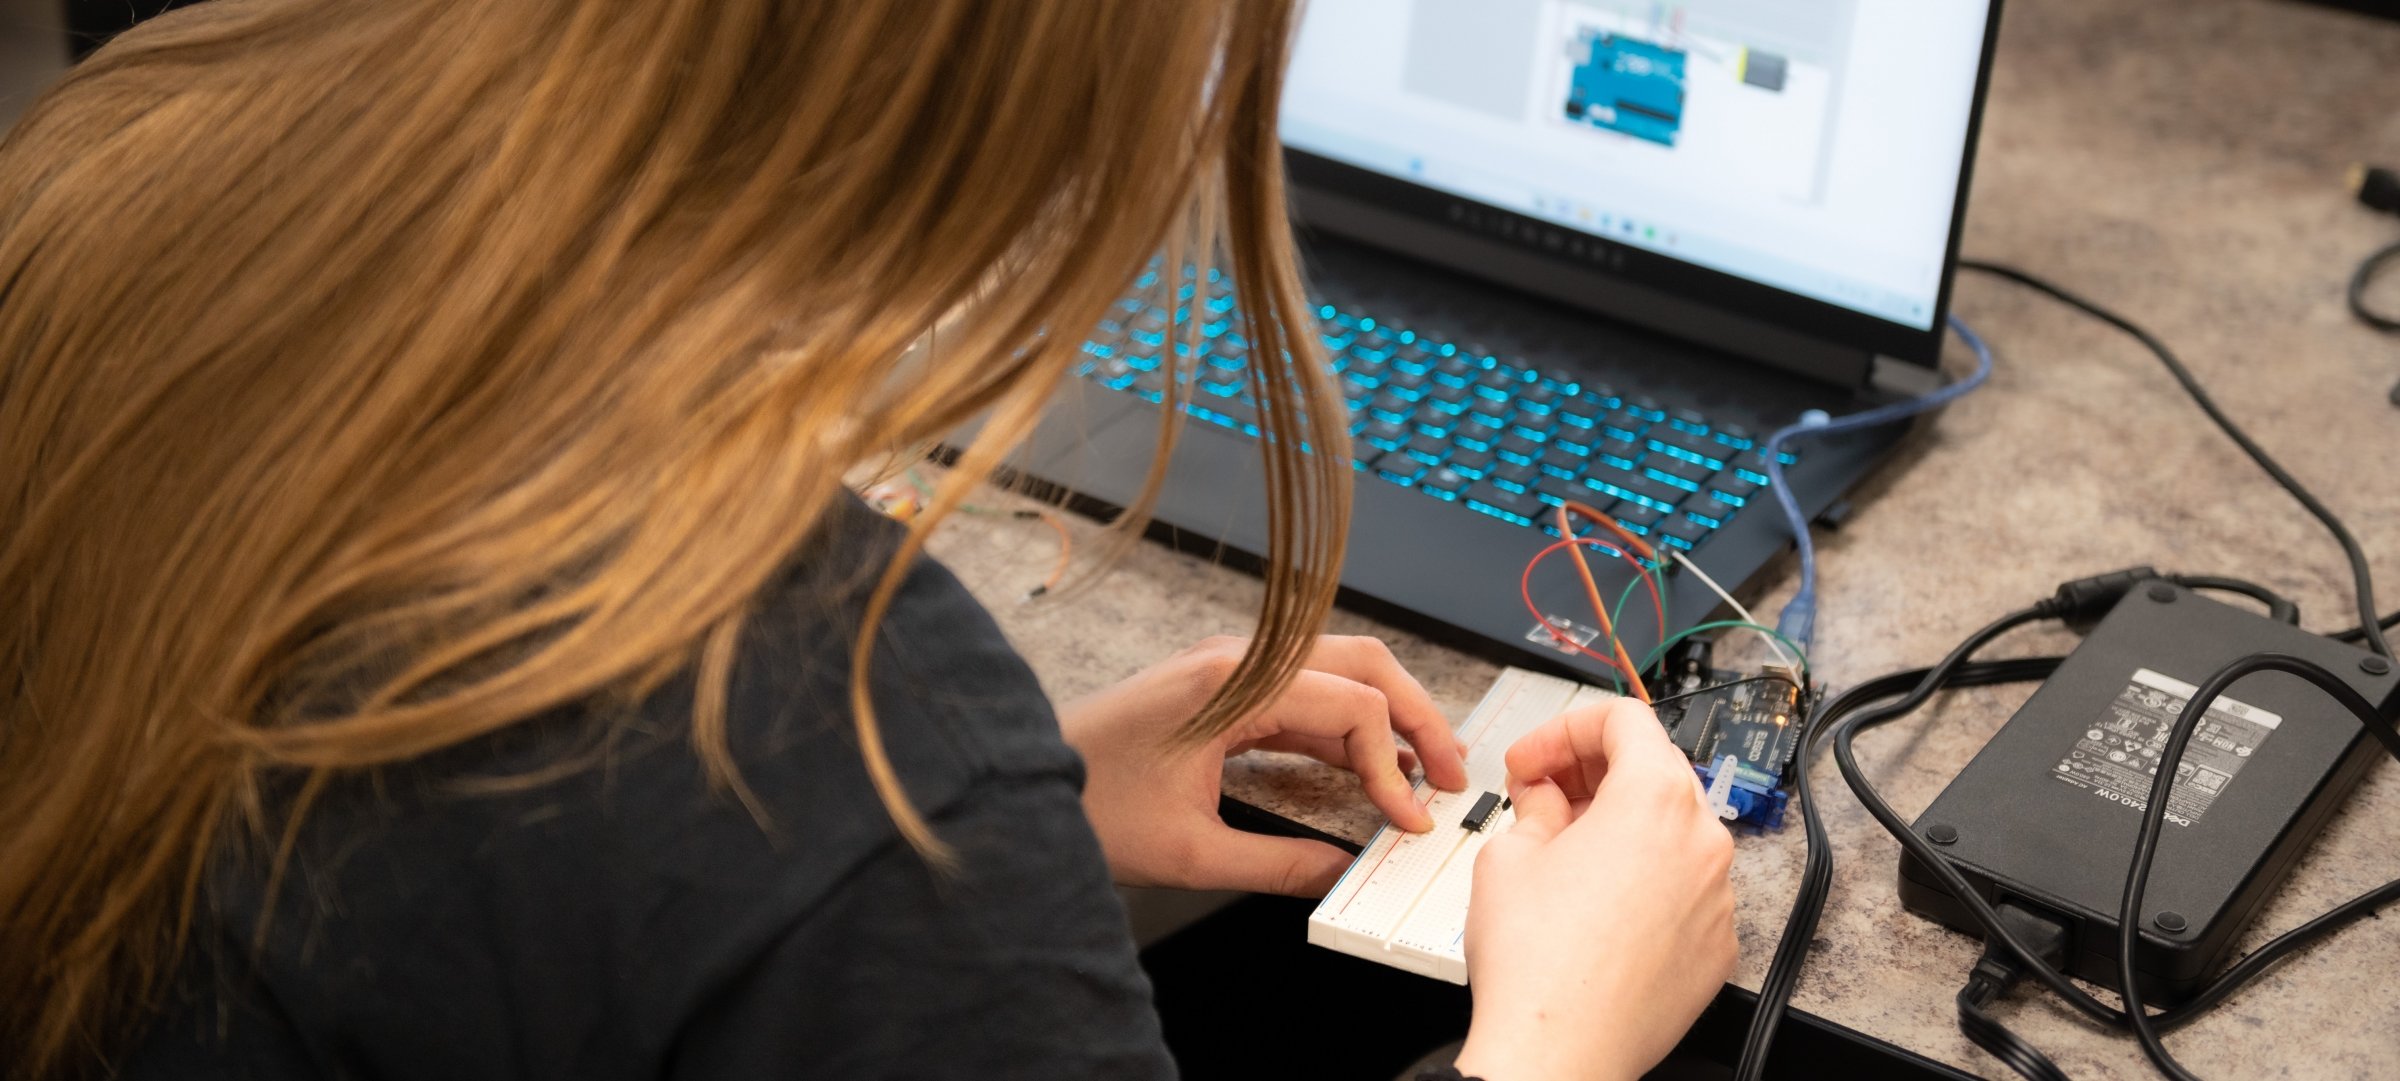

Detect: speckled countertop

[929,1,2400,1076]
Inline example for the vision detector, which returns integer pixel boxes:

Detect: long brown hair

[0,0,1349,1073]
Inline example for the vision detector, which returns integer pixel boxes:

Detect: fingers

[1184,828,1356,898]
[1303,637,1470,792]
[1248,670,1435,832]
[1504,777,1571,844]
[1503,701,1613,798]
[1245,731,1422,779]
[1504,697,1679,801]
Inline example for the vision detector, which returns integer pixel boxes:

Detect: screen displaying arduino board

[1282,0,1994,330]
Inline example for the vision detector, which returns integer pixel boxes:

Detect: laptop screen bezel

[1280,0,2007,372]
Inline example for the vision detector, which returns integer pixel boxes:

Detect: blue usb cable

[1765,314,1996,654]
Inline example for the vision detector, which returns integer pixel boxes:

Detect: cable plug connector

[2165,573,2302,626]
[2040,566,2161,627]
[1966,901,2074,1005]
[1773,589,1817,658]
[2353,164,2400,216]
[1957,903,2075,1081]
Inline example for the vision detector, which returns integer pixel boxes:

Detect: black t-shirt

[123,497,1177,1080]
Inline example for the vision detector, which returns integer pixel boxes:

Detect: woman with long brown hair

[0,1,1735,1077]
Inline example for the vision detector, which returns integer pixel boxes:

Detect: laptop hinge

[1867,354,1943,400]
[1294,188,1880,390]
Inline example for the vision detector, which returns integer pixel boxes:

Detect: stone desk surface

[927,0,2400,1076]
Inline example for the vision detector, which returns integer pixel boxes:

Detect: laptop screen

[1281,0,1996,334]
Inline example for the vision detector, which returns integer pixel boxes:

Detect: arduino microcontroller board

[1653,636,1810,830]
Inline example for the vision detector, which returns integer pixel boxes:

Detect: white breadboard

[1307,666,1616,983]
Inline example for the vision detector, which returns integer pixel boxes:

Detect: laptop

[1002,0,2004,684]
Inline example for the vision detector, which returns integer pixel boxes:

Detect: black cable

[2167,575,2299,625]
[1959,260,2393,660]
[1832,608,2138,1025]
[2166,874,2400,1020]
[2330,608,2400,646]
[2348,238,2400,334]
[1833,628,2400,1034]
[1823,615,2400,1079]
[1742,262,2397,1076]
[2117,653,2400,1081]
[1958,988,2071,1081]
[1735,610,2400,1081]
[2349,166,2400,403]
[1647,674,1804,713]
[1958,904,2075,1081]
[1733,643,2068,1081]
[1738,656,2068,1078]
[1731,678,1837,1080]
[1946,262,2400,1073]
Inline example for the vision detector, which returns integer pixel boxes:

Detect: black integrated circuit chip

[1460,791,1505,832]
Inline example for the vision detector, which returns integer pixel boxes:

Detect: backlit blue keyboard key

[1077,274,1765,540]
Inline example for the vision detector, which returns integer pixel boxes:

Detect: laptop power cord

[1815,581,2400,1081]
[1957,902,2074,1081]
[1738,262,2399,1081]
[1958,261,2394,659]
[2346,164,2400,403]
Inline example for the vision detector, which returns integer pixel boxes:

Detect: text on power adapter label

[2052,667,2283,828]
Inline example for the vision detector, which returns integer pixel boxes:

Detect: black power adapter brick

[1899,583,2400,1004]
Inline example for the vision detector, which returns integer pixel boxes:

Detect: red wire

[1518,537,1645,686]
[1556,499,1667,637]
[1552,506,1651,702]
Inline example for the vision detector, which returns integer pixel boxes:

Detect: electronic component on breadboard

[1310,658,1814,982]
[1460,791,1507,832]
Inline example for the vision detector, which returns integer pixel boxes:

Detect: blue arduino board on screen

[1564,32,1687,147]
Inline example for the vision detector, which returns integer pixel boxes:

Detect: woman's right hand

[1452,697,1739,1081]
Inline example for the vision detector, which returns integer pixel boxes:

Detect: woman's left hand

[1057,635,1470,896]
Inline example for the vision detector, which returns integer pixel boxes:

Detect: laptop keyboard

[1074,268,1797,553]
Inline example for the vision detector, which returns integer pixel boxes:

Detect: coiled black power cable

[2168,574,2299,626]
[1734,262,2393,1080]
[1958,903,2076,1081]
[2117,653,2400,1081]
[2350,239,2400,335]
[1728,590,2380,1081]
[2330,609,2400,646]
[2349,166,2400,337]
[1733,653,2063,1080]
[1959,260,2393,662]
[1829,610,2400,1081]
[1958,986,2070,1081]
